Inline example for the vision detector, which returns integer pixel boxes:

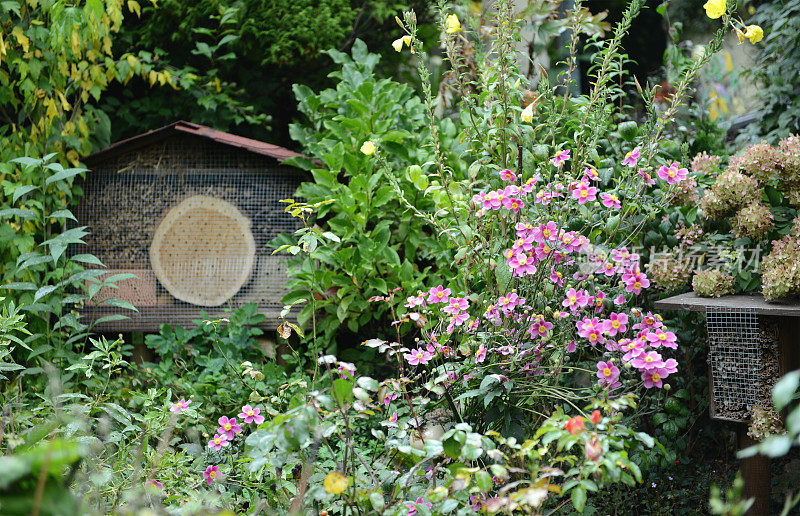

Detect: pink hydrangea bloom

[499,168,516,182]
[170,398,191,414]
[238,405,265,425]
[622,147,641,167]
[208,433,230,451]
[551,149,570,166]
[217,416,243,440]
[600,192,622,209]
[203,465,219,485]
[427,285,451,304]
[404,348,433,366]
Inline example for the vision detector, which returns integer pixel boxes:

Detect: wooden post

[737,426,771,516]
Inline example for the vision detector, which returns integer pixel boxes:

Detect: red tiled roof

[85,121,305,164]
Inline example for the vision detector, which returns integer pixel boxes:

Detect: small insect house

[655,292,800,516]
[77,121,305,331]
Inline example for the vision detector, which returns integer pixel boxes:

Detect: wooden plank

[654,292,800,316]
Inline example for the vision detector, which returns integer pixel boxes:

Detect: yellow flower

[323,472,349,494]
[445,14,461,34]
[744,25,763,44]
[521,102,534,123]
[392,35,414,52]
[360,141,376,155]
[702,0,726,19]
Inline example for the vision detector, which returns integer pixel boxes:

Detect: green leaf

[10,156,42,168]
[2,282,37,291]
[571,485,587,512]
[757,435,792,458]
[49,209,76,221]
[12,184,38,203]
[70,254,105,267]
[474,470,493,492]
[45,167,87,186]
[34,285,57,302]
[332,378,354,404]
[0,208,37,220]
[100,298,138,311]
[442,436,462,460]
[773,370,800,411]
[635,432,655,448]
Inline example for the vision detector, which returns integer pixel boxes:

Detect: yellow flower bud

[521,102,534,123]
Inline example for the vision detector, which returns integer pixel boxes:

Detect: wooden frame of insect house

[655,292,800,516]
[76,121,306,331]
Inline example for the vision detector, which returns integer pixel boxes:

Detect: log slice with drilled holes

[149,194,255,306]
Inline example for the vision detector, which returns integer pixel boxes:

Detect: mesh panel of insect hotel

[706,307,780,422]
[76,121,306,331]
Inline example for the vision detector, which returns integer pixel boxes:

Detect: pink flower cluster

[207,405,262,451]
[503,221,588,278]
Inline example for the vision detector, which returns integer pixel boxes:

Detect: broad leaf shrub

[277,39,463,353]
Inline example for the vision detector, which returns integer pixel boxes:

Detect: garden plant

[1,0,799,515]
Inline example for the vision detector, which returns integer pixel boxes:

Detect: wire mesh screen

[75,134,303,331]
[705,307,761,422]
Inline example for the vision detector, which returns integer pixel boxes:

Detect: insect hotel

[654,292,800,516]
[76,121,305,331]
